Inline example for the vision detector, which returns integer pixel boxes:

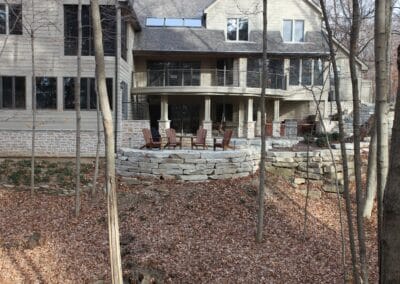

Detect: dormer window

[227,18,248,41]
[283,20,304,42]
[146,17,202,28]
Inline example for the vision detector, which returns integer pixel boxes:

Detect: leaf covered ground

[0,173,377,283]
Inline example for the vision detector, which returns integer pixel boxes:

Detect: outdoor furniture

[191,128,208,149]
[165,128,182,149]
[213,129,234,151]
[140,128,162,150]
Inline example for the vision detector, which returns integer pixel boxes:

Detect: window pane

[294,20,304,42]
[64,5,78,55]
[314,59,324,86]
[227,18,237,41]
[101,5,116,56]
[36,77,57,109]
[146,17,164,26]
[239,18,248,41]
[283,20,293,42]
[302,59,312,85]
[15,77,25,108]
[82,5,92,56]
[183,18,202,27]
[80,78,88,109]
[0,5,5,34]
[89,78,97,109]
[268,59,284,89]
[247,58,262,88]
[64,77,75,109]
[165,18,183,27]
[121,19,127,60]
[289,59,300,85]
[2,77,13,108]
[9,5,22,35]
[106,78,113,110]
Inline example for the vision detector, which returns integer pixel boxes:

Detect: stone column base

[244,121,256,139]
[272,121,281,137]
[158,120,171,138]
[202,120,213,145]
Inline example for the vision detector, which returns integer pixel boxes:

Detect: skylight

[146,17,202,28]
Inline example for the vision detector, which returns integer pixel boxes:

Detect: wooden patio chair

[140,128,162,150]
[165,128,182,149]
[191,128,208,149]
[213,129,234,151]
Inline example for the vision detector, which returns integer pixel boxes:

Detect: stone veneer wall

[117,148,260,181]
[121,120,150,149]
[0,130,105,157]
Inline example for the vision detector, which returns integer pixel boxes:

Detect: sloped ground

[0,173,377,283]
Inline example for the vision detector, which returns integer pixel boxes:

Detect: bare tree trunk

[75,0,82,217]
[30,0,36,196]
[349,0,368,282]
[256,0,268,243]
[364,122,377,219]
[92,85,101,197]
[319,0,360,282]
[375,0,391,278]
[90,1,123,282]
[381,43,400,284]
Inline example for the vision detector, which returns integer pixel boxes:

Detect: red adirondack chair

[191,128,208,149]
[165,128,182,149]
[213,129,234,151]
[140,128,162,150]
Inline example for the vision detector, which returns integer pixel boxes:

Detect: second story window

[227,18,248,41]
[64,5,116,56]
[0,4,23,35]
[283,20,304,42]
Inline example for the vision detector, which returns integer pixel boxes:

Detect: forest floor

[0,171,378,283]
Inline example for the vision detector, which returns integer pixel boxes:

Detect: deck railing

[133,69,287,90]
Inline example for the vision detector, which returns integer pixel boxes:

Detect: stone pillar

[239,57,247,87]
[202,95,212,142]
[245,97,255,139]
[237,99,245,138]
[256,108,262,136]
[272,99,281,137]
[158,95,170,137]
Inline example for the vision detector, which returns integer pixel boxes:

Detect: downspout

[114,2,121,152]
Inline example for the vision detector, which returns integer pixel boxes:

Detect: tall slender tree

[90,0,123,282]
[75,0,82,217]
[256,0,268,243]
[319,0,359,282]
[349,0,368,282]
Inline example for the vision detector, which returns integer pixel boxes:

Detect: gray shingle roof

[133,28,329,55]
[133,0,215,26]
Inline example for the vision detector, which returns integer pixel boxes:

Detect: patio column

[202,95,212,142]
[239,58,247,87]
[245,97,255,139]
[272,99,281,137]
[158,95,170,137]
[237,100,245,138]
[256,108,262,137]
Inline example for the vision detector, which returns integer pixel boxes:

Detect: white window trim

[226,17,249,42]
[282,19,305,43]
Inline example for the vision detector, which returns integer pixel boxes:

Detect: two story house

[0,0,370,156]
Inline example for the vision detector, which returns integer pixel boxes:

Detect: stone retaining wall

[117,143,368,183]
[117,148,260,181]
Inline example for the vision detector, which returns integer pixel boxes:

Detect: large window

[145,17,202,28]
[64,5,116,56]
[227,18,248,41]
[147,61,201,86]
[289,58,325,86]
[64,77,113,110]
[36,77,57,109]
[247,58,285,89]
[283,20,304,42]
[0,4,22,35]
[0,76,25,109]
[217,59,234,86]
